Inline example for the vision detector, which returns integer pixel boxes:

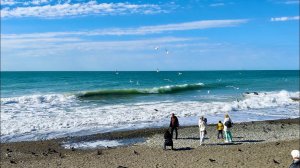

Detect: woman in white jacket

[223,114,233,143]
[198,116,207,145]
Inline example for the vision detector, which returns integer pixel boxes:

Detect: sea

[1,71,299,144]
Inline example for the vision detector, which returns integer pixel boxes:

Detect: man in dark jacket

[289,150,300,168]
[163,130,173,150]
[169,113,179,139]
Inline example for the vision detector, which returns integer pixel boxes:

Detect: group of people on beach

[163,113,300,168]
[163,113,233,150]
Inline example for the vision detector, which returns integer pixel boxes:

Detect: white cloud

[270,16,300,21]
[1,0,18,5]
[283,0,300,4]
[1,1,168,18]
[23,0,50,6]
[1,36,194,58]
[209,3,225,7]
[2,19,248,39]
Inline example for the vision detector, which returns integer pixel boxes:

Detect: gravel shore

[1,118,299,168]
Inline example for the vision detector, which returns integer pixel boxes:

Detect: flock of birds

[115,45,171,76]
[114,46,184,86]
[113,46,239,95]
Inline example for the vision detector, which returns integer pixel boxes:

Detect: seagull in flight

[165,49,169,55]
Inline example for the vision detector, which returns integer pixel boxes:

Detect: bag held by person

[225,121,232,128]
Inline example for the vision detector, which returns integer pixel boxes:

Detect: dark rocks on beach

[209,158,216,162]
[6,153,12,158]
[31,151,38,156]
[42,152,48,156]
[244,92,259,95]
[263,128,268,133]
[273,159,280,164]
[154,109,159,111]
[48,148,58,154]
[6,148,12,152]
[117,166,127,168]
[59,153,65,158]
[238,148,242,152]
[97,150,102,155]
[275,142,280,146]
[71,147,76,151]
[263,127,272,133]
[10,160,17,164]
[133,150,139,155]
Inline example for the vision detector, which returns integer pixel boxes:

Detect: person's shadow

[173,147,194,151]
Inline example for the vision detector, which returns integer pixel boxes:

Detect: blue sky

[1,0,299,71]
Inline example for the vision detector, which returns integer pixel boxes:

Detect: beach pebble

[273,159,280,164]
[10,160,17,164]
[209,158,216,162]
[133,150,139,155]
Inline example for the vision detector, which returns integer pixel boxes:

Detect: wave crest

[78,83,205,99]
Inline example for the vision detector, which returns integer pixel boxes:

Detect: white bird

[164,79,172,82]
[207,90,210,94]
[154,46,159,50]
[129,80,134,83]
[178,72,182,76]
[156,68,159,73]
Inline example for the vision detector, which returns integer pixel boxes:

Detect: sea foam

[1,90,299,142]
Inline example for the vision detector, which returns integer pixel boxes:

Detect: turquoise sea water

[1,71,299,142]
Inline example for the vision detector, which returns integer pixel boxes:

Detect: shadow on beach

[174,147,194,151]
[233,140,265,143]
[206,139,265,146]
[177,137,199,140]
[177,137,210,140]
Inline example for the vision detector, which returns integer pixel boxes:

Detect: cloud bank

[2,19,248,39]
[270,16,300,21]
[1,1,169,18]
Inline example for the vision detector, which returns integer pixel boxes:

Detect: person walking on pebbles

[223,114,233,143]
[198,116,207,145]
[169,113,179,139]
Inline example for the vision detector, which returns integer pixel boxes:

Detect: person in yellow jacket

[216,121,224,139]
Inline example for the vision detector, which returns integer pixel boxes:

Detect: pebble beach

[1,118,299,168]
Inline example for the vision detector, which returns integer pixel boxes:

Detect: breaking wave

[78,83,205,99]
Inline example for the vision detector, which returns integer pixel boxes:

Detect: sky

[1,0,299,71]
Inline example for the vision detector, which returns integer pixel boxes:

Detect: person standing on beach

[216,121,224,139]
[289,150,300,168]
[198,116,207,145]
[223,114,233,143]
[169,113,179,139]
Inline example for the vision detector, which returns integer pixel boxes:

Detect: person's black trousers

[170,127,178,139]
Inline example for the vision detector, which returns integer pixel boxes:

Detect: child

[216,121,224,139]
